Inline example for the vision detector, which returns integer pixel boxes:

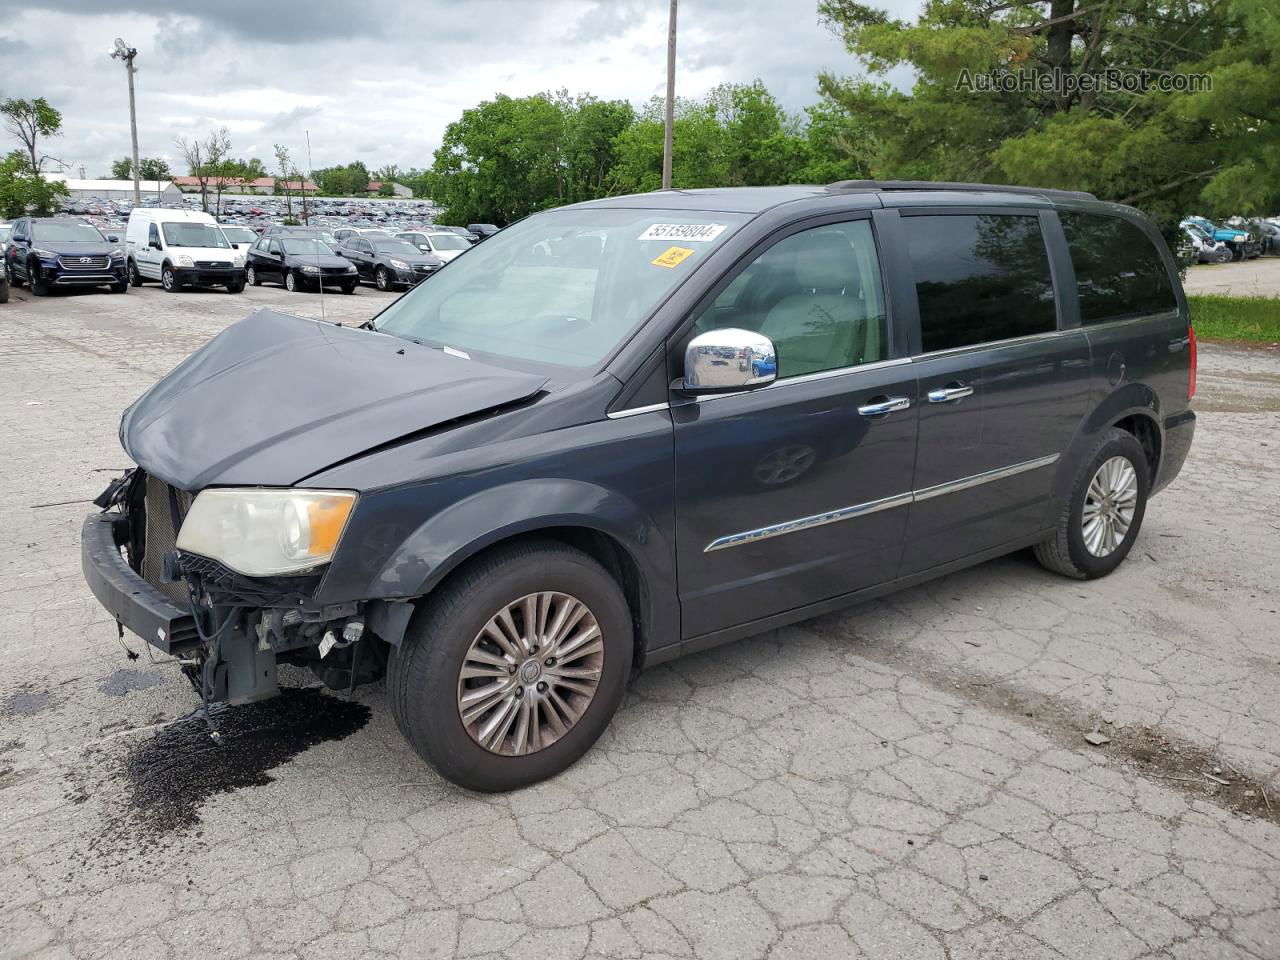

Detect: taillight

[1188,323,1197,399]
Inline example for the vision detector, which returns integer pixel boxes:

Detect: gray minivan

[83,181,1196,791]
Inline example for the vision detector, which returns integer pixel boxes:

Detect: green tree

[0,149,68,218]
[110,157,132,179]
[138,158,173,181]
[377,181,395,197]
[0,96,62,173]
[816,0,1276,227]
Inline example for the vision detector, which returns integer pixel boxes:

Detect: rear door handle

[857,396,912,417]
[927,384,974,404]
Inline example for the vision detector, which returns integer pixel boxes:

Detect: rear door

[139,223,162,278]
[672,215,919,640]
[896,208,1091,574]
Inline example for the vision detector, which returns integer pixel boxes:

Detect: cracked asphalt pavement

[1,277,1278,959]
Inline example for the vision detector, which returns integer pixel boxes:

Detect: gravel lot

[1184,257,1280,298]
[1,277,1278,960]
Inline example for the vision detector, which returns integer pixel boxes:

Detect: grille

[142,474,194,606]
[195,260,233,269]
[58,254,109,269]
[413,264,434,274]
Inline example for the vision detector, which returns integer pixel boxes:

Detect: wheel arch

[1050,383,1163,505]
[346,479,678,668]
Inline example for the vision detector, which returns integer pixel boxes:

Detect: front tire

[109,281,128,294]
[161,264,179,293]
[1033,427,1150,580]
[226,281,245,293]
[127,260,143,287]
[28,262,48,296]
[388,540,631,792]
[284,270,298,292]
[375,266,391,291]
[341,283,356,295]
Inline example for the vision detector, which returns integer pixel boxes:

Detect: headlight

[389,258,409,270]
[32,248,56,259]
[111,248,125,261]
[176,255,194,267]
[300,264,320,273]
[346,265,357,273]
[233,255,245,267]
[1234,234,1247,242]
[175,489,357,576]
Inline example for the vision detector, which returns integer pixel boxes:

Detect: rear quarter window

[1059,213,1177,324]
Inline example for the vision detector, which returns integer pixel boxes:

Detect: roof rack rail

[826,180,1097,202]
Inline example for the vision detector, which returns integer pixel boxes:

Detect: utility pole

[662,0,677,190]
[111,39,141,205]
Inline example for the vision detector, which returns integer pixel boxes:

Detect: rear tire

[1033,427,1149,580]
[388,539,631,792]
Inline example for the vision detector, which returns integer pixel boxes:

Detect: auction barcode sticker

[638,223,727,243]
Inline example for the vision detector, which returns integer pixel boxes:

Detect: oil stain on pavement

[74,687,370,863]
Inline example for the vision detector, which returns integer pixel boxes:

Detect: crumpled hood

[120,309,547,490]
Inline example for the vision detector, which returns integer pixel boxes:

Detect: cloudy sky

[0,0,919,181]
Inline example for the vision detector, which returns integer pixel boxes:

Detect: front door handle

[927,383,975,404]
[857,396,912,417]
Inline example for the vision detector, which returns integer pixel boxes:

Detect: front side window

[1060,213,1176,324]
[692,220,887,379]
[904,214,1057,353]
[161,222,230,248]
[374,208,748,370]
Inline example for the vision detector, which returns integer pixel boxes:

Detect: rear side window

[904,214,1057,353]
[1060,213,1176,323]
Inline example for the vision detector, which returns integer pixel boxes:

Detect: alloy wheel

[456,592,604,757]
[1082,456,1138,557]
[376,267,390,291]
[285,271,296,292]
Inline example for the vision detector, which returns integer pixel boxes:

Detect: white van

[125,209,245,293]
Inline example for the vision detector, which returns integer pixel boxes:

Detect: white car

[219,224,259,252]
[125,209,246,293]
[394,230,472,262]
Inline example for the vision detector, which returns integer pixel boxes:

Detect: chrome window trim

[911,327,1079,361]
[606,402,671,420]
[703,453,1060,552]
[693,356,913,404]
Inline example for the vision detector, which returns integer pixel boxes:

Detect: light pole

[662,0,677,190]
[110,38,141,205]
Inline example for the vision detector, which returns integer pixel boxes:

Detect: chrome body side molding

[704,453,1060,552]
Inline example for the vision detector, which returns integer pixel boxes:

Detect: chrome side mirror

[681,328,777,394]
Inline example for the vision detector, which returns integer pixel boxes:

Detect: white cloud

[0,0,922,179]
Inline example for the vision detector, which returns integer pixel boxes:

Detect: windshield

[428,233,470,251]
[32,221,105,243]
[374,207,748,369]
[373,240,422,256]
[162,222,230,248]
[281,238,335,256]
[221,227,256,243]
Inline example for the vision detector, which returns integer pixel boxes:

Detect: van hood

[120,309,548,490]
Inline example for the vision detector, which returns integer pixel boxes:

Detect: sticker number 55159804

[638,223,727,243]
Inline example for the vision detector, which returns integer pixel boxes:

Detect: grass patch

[1188,294,1280,342]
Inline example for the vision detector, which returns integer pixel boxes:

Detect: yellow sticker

[652,246,695,268]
